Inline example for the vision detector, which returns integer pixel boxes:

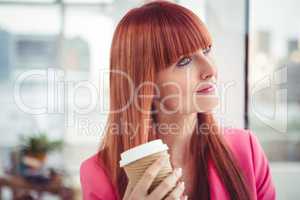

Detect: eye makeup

[175,45,212,68]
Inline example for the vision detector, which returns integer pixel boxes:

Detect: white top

[119,139,169,167]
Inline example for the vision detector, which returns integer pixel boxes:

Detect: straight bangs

[142,1,213,70]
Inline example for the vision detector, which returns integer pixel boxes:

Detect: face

[153,46,219,115]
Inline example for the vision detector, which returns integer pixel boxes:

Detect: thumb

[123,181,134,200]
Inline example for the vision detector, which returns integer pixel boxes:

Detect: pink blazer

[80,128,276,200]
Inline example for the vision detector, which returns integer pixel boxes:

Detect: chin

[194,97,219,113]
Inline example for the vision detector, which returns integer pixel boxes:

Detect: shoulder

[221,127,268,167]
[221,127,252,143]
[221,127,266,169]
[80,153,117,200]
[221,127,276,199]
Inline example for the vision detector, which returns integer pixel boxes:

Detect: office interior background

[0,0,299,199]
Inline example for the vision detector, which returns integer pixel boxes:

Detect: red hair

[99,1,252,199]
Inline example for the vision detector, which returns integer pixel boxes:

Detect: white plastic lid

[119,139,168,167]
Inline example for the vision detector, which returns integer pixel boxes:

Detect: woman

[80,1,276,200]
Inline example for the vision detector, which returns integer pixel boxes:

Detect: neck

[153,106,197,167]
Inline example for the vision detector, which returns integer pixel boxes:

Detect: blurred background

[0,0,299,199]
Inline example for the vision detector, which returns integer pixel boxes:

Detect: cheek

[163,78,190,98]
[157,80,188,110]
[159,83,181,105]
[155,69,197,111]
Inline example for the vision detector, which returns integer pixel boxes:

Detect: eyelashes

[203,46,212,55]
[175,46,212,68]
[176,57,192,67]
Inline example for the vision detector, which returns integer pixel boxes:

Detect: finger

[165,181,185,200]
[181,195,188,200]
[148,168,182,199]
[123,181,134,200]
[134,156,166,193]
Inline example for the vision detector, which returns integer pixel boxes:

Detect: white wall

[205,0,246,128]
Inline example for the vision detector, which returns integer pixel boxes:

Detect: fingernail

[181,181,185,188]
[175,168,182,176]
[158,156,164,163]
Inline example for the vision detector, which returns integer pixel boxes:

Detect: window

[249,0,300,162]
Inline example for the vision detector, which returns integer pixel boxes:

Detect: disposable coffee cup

[119,139,173,193]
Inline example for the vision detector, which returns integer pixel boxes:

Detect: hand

[123,157,188,200]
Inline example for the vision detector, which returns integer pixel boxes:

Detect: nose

[199,59,217,81]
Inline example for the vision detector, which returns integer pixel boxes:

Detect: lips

[196,83,215,94]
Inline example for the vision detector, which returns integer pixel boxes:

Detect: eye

[176,56,192,67]
[203,46,212,56]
